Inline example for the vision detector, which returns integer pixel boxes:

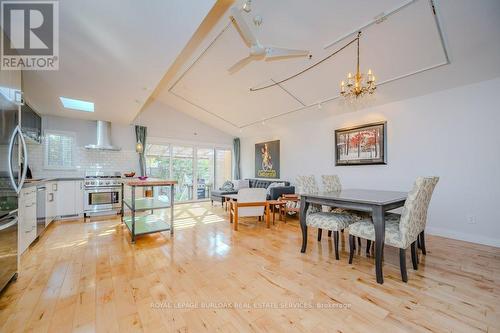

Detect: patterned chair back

[295,175,321,214]
[399,177,439,247]
[295,175,319,195]
[321,175,342,193]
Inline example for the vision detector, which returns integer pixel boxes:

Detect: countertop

[22,177,84,188]
[123,178,178,187]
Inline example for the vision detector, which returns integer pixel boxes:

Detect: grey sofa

[211,178,294,205]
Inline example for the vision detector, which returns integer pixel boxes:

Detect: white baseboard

[426,227,500,248]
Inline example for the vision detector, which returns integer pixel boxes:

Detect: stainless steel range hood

[85,120,121,151]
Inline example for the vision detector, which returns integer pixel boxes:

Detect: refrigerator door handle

[7,125,28,194]
[0,217,17,232]
[18,126,28,190]
[7,126,20,193]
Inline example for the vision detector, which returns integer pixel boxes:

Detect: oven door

[84,186,121,213]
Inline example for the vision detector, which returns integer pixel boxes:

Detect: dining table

[299,189,408,284]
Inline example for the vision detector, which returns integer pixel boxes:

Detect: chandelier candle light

[340,31,376,99]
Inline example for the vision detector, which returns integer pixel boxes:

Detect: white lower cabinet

[19,187,37,254]
[56,180,84,217]
[46,181,57,226]
[75,180,84,215]
[18,180,84,254]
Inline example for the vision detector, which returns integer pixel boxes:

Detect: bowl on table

[138,176,148,181]
[124,172,135,178]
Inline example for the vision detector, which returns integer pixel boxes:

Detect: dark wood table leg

[372,205,386,284]
[300,198,309,253]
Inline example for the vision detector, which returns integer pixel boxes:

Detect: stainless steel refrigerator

[0,86,27,293]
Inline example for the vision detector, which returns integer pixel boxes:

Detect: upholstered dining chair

[348,176,439,282]
[297,175,363,259]
[320,175,367,246]
[321,174,342,193]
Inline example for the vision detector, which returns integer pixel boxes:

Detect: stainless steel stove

[84,171,122,216]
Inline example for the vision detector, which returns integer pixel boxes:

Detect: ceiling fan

[228,6,310,74]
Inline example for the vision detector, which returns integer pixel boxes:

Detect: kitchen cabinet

[46,181,57,225]
[18,187,37,254]
[75,180,84,214]
[21,104,42,144]
[56,180,84,217]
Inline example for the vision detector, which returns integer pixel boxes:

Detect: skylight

[59,97,94,112]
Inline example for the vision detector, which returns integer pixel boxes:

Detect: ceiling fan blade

[230,6,257,47]
[265,47,310,59]
[227,56,255,74]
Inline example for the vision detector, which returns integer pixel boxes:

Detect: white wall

[240,78,500,247]
[138,100,234,146]
[28,100,233,178]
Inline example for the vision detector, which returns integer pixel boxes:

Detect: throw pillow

[266,182,285,196]
[233,179,250,190]
[221,180,234,191]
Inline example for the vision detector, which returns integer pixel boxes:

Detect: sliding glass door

[196,148,214,200]
[145,143,231,202]
[145,144,170,178]
[172,146,194,202]
[215,149,232,190]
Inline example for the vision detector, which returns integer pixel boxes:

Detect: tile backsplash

[28,144,139,178]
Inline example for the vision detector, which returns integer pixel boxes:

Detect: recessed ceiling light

[59,97,94,112]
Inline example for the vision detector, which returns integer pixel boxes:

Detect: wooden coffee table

[223,194,287,230]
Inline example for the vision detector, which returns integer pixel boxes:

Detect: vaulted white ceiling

[152,0,500,136]
[168,0,447,128]
[22,0,216,123]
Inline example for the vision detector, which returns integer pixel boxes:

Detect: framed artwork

[255,140,280,178]
[335,122,387,166]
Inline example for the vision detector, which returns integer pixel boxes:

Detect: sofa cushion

[266,182,285,196]
[211,189,237,197]
[253,179,271,188]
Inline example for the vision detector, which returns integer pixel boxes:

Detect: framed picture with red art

[335,121,387,166]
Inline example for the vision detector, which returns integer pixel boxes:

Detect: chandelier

[340,31,376,99]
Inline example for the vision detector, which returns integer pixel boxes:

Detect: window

[172,146,194,202]
[59,97,94,112]
[196,148,214,199]
[215,149,232,190]
[44,131,75,169]
[145,144,170,178]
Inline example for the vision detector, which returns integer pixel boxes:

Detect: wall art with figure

[255,140,280,178]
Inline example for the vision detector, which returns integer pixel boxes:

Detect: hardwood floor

[1,202,499,332]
